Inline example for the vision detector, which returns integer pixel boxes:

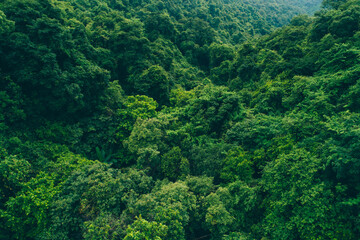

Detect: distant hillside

[0,0,322,123]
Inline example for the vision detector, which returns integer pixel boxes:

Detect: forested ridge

[1,0,360,239]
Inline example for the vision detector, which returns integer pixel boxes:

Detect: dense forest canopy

[2,0,360,239]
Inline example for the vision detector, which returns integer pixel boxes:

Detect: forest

[1,0,359,239]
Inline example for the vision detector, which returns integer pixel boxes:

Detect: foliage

[5,0,360,239]
[124,216,168,240]
[220,147,253,183]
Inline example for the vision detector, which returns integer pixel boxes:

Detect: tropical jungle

[1,0,360,239]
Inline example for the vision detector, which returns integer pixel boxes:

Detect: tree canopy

[4,0,360,239]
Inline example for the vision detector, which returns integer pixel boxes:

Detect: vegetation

[2,0,360,239]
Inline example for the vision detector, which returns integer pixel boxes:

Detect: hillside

[3,0,360,239]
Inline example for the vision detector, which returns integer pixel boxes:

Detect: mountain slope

[3,0,360,240]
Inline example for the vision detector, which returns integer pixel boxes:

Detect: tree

[1,172,60,239]
[41,164,153,239]
[116,95,158,143]
[83,212,122,240]
[144,13,177,41]
[209,43,235,68]
[124,216,168,240]
[0,154,31,207]
[0,10,14,35]
[186,84,242,135]
[220,147,253,183]
[129,181,196,240]
[322,0,347,9]
[134,65,170,106]
[126,117,168,177]
[204,188,234,239]
[161,147,189,181]
[261,148,353,239]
